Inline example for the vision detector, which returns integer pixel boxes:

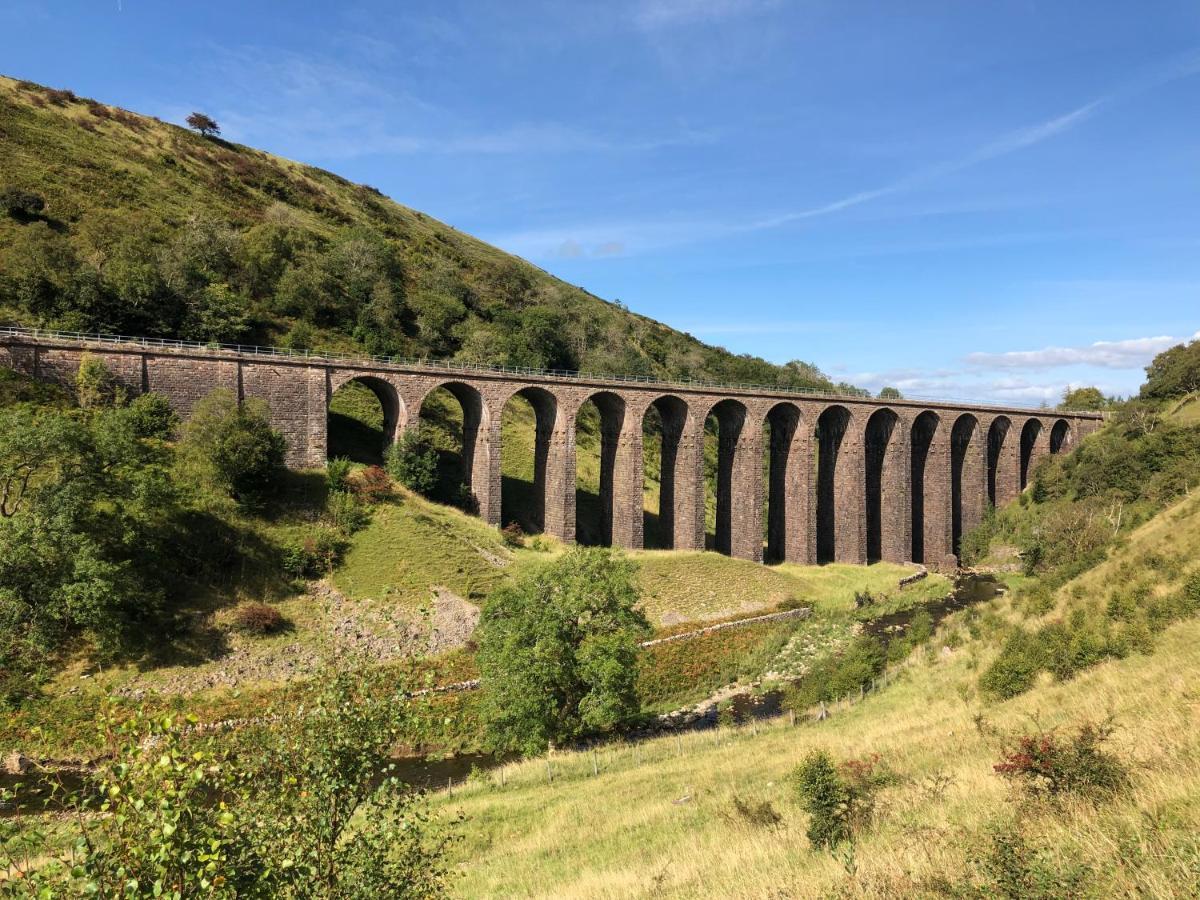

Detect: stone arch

[764,402,806,563]
[864,407,906,564]
[1050,419,1072,454]
[643,394,697,550]
[950,413,983,558]
[499,386,560,534]
[815,405,861,564]
[986,416,1013,507]
[575,390,628,546]
[417,380,491,516]
[910,410,944,565]
[326,374,405,463]
[704,398,755,558]
[1019,418,1044,489]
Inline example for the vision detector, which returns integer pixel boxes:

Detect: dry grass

[433,616,1200,898]
[431,497,1200,898]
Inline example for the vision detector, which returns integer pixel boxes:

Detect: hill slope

[0,75,846,393]
[432,492,1200,898]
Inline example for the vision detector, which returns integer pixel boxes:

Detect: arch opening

[327,376,401,465]
[986,416,1011,507]
[864,408,900,564]
[1050,419,1072,454]
[764,403,802,564]
[1019,419,1043,489]
[910,411,940,565]
[575,391,625,546]
[643,395,688,549]
[815,405,851,564]
[951,414,980,558]
[704,399,748,556]
[500,387,558,534]
[418,382,485,512]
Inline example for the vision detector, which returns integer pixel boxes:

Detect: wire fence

[0,324,1100,415]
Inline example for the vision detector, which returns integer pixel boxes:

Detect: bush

[968,823,1093,899]
[1,186,46,220]
[327,488,369,535]
[232,601,288,635]
[282,527,344,578]
[353,464,393,503]
[385,430,438,495]
[326,456,353,492]
[180,390,286,510]
[501,522,525,548]
[791,751,891,849]
[75,352,124,409]
[979,628,1045,699]
[994,719,1128,801]
[123,391,178,439]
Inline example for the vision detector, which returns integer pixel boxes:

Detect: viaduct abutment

[0,331,1103,570]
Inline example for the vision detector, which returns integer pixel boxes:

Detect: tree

[1142,338,1200,401]
[186,111,220,138]
[878,386,903,400]
[180,390,286,510]
[476,547,650,754]
[1060,385,1106,411]
[75,352,124,409]
[385,429,438,495]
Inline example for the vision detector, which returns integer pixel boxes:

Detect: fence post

[592,750,599,777]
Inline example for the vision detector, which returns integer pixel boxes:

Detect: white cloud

[964,333,1199,371]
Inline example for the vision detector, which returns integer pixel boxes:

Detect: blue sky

[3,1,1199,403]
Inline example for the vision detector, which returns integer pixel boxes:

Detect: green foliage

[386,429,438,495]
[179,390,286,510]
[74,351,124,409]
[967,823,1093,899]
[326,456,353,492]
[0,184,45,220]
[124,391,179,439]
[791,751,891,850]
[1141,337,1200,400]
[993,718,1128,801]
[326,488,370,536]
[784,635,886,709]
[1058,385,1107,411]
[877,386,902,400]
[281,526,345,579]
[959,505,998,566]
[6,675,458,898]
[0,75,852,393]
[476,547,650,753]
[979,627,1047,699]
[226,670,459,898]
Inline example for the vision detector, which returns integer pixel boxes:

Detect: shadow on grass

[328,411,384,465]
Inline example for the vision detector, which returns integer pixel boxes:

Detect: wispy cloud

[965,333,1199,371]
[632,0,780,30]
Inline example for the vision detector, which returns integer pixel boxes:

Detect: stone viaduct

[0,329,1103,570]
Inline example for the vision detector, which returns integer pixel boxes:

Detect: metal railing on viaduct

[0,327,1103,570]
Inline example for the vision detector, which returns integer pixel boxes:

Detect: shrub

[791,751,891,849]
[75,353,124,409]
[180,391,286,510]
[327,488,369,535]
[326,456,353,492]
[385,430,438,495]
[353,464,393,502]
[186,110,221,137]
[282,527,344,578]
[232,601,288,635]
[501,522,525,548]
[725,795,783,829]
[979,628,1045,699]
[123,392,178,439]
[968,823,1093,899]
[1,186,46,220]
[993,719,1128,801]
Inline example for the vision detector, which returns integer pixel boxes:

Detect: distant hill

[0,75,852,393]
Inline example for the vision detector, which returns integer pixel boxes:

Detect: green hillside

[0,75,847,393]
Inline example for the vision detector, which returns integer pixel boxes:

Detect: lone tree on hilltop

[186,111,220,138]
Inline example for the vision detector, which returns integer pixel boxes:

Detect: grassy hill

[430,492,1200,898]
[0,75,847,393]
